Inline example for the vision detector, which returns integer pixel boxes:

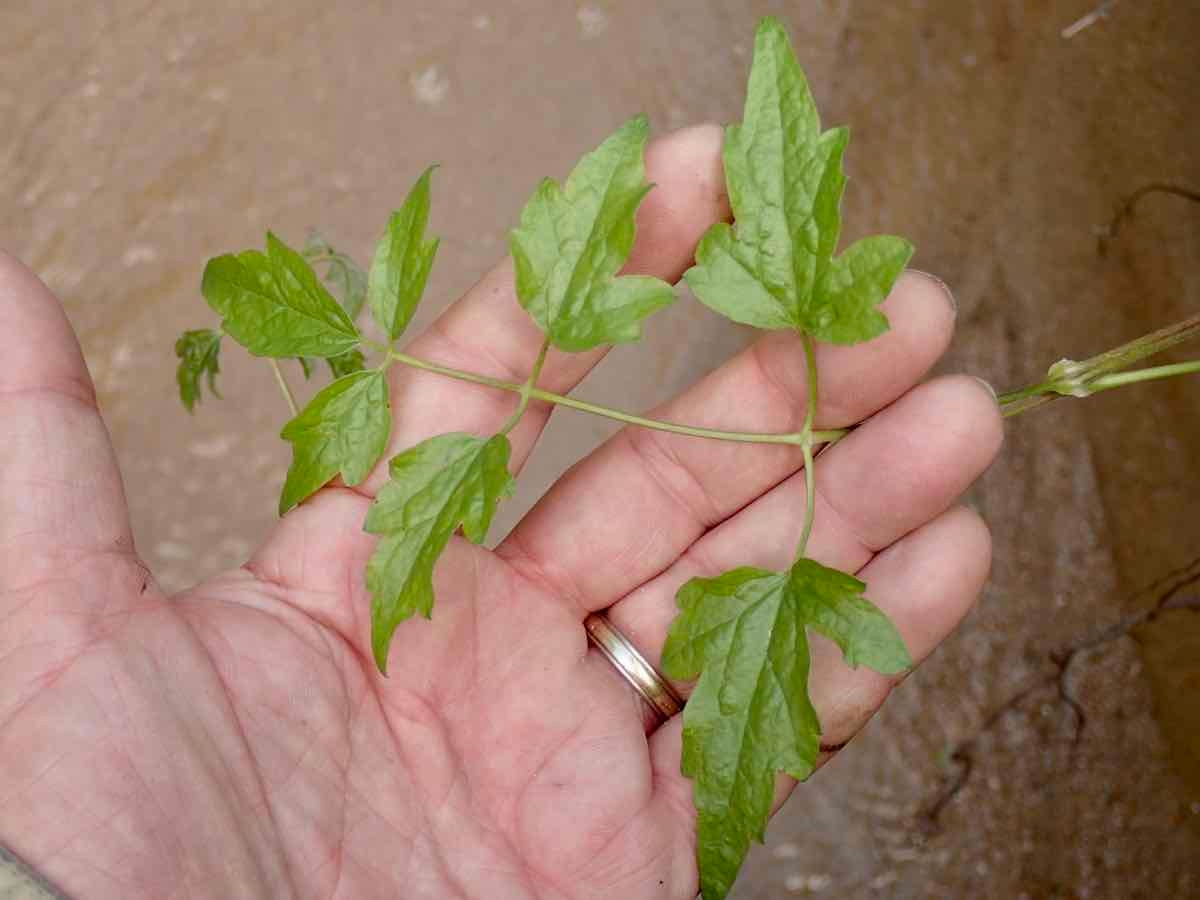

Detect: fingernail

[909,268,957,315]
[971,376,998,402]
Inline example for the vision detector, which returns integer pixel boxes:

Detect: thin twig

[917,555,1200,833]
[269,359,299,417]
[1098,182,1200,256]
[1061,1,1118,40]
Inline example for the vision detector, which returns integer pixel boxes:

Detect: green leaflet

[685,17,913,345]
[304,229,369,322]
[509,115,676,352]
[299,348,367,381]
[301,231,370,379]
[174,328,222,413]
[368,166,440,342]
[327,348,366,378]
[661,559,911,900]
[202,232,361,359]
[365,433,514,673]
[278,369,391,515]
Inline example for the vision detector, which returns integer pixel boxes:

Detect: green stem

[1090,360,1200,392]
[999,312,1200,418]
[269,359,299,417]
[794,333,819,561]
[387,348,846,447]
[501,339,551,435]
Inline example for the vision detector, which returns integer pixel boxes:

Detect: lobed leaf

[684,17,913,345]
[368,166,440,342]
[661,558,910,900]
[509,115,675,351]
[365,433,514,672]
[174,328,222,413]
[202,232,361,359]
[278,369,391,515]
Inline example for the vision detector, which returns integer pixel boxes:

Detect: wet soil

[2,1,1198,896]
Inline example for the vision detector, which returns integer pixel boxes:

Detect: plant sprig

[173,17,1200,899]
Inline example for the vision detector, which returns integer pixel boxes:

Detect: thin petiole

[386,348,846,447]
[501,338,551,436]
[269,359,299,417]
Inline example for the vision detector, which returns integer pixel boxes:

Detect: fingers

[0,251,134,590]
[360,123,729,496]
[498,272,957,610]
[248,124,728,631]
[648,504,993,837]
[601,375,1003,710]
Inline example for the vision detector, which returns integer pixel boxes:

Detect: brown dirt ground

[2,1,1198,896]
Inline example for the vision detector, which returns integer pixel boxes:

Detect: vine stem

[1089,360,1200,392]
[387,349,845,446]
[269,359,299,417]
[376,309,1199,449]
[794,333,819,561]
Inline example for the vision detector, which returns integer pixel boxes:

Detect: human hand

[0,125,1001,899]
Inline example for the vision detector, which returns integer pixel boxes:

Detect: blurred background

[2,0,1199,896]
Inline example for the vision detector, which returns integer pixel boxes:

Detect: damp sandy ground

[2,1,1199,896]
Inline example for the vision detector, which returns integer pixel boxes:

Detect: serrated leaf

[684,17,913,345]
[365,433,514,672]
[278,369,391,515]
[304,229,369,321]
[509,115,676,351]
[201,232,361,359]
[368,167,440,341]
[661,558,911,900]
[174,328,222,413]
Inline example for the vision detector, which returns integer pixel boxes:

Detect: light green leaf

[201,232,361,359]
[174,328,222,413]
[661,558,910,900]
[509,115,676,351]
[278,369,391,515]
[684,17,913,344]
[368,166,440,341]
[365,433,514,672]
[304,229,369,321]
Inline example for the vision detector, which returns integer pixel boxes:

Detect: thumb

[0,251,135,598]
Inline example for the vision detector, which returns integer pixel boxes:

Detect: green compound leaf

[365,433,514,673]
[685,17,913,345]
[509,115,676,352]
[278,369,391,515]
[174,328,222,413]
[368,166,440,342]
[202,232,360,359]
[661,558,911,900]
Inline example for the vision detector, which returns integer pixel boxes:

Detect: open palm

[0,126,1001,900]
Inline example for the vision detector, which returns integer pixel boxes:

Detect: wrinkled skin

[0,126,1002,899]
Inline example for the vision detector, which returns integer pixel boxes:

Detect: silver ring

[584,612,684,724]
